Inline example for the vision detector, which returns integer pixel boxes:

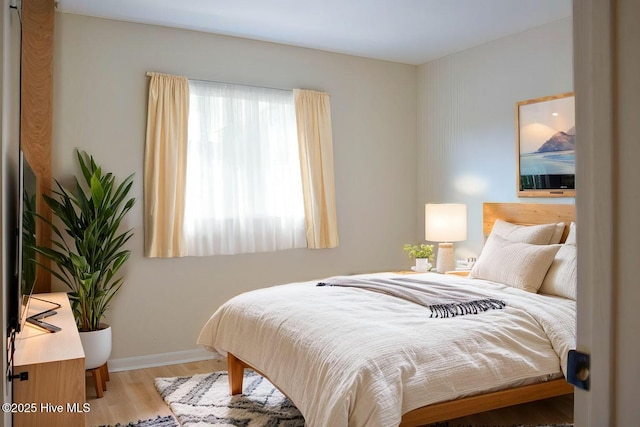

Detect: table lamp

[425,204,467,273]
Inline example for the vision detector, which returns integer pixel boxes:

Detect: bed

[197,202,576,426]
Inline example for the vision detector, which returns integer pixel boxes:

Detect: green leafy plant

[34,151,135,332]
[403,244,434,260]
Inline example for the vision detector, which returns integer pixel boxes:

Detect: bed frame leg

[227,352,245,395]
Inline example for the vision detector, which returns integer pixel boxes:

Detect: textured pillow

[539,244,577,300]
[549,222,567,244]
[470,234,560,293]
[565,222,577,245]
[490,219,563,245]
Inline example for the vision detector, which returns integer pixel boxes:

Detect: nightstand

[393,270,435,274]
[444,270,471,277]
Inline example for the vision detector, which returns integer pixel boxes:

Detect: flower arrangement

[403,244,434,260]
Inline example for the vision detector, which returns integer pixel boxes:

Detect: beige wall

[52,13,417,361]
[417,18,574,258]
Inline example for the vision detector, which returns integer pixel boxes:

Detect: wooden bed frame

[227,202,576,426]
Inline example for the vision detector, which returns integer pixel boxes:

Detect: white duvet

[197,272,575,427]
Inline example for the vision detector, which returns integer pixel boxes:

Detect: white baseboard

[108,348,224,372]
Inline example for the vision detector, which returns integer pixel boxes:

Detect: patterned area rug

[154,370,304,426]
[95,415,179,427]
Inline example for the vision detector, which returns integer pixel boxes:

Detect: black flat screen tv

[9,152,60,337]
[9,151,38,334]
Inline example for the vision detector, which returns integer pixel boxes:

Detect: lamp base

[435,242,455,273]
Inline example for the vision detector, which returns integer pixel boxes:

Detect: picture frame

[516,92,575,197]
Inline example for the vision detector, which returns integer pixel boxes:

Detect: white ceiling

[55,0,572,65]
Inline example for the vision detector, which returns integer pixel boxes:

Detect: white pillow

[539,244,577,300]
[565,222,577,245]
[549,222,567,244]
[490,219,564,245]
[470,234,560,293]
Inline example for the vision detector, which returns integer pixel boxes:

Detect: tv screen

[8,152,61,340]
[11,151,38,333]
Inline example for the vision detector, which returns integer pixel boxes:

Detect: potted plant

[403,244,434,272]
[34,150,135,371]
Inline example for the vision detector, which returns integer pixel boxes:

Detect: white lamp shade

[425,204,467,242]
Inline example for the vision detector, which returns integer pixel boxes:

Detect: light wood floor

[85,358,227,426]
[85,359,574,427]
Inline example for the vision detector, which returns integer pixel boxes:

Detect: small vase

[414,258,432,272]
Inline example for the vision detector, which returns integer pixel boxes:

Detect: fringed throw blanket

[317,276,506,318]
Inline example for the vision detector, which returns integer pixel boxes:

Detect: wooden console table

[12,293,86,426]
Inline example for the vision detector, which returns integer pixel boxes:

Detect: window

[184,81,306,255]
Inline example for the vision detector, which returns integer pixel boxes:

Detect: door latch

[567,349,590,390]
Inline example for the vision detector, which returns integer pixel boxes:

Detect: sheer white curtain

[184,81,306,255]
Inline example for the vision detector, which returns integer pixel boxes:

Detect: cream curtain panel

[144,72,190,257]
[294,89,339,248]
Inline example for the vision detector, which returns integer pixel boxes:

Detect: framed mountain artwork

[516,92,575,197]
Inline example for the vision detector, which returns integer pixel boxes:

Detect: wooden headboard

[483,203,576,242]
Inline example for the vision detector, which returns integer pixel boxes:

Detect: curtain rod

[146,71,293,93]
[189,78,293,93]
[189,79,330,96]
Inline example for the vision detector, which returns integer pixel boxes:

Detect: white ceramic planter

[79,324,112,370]
[414,258,432,272]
